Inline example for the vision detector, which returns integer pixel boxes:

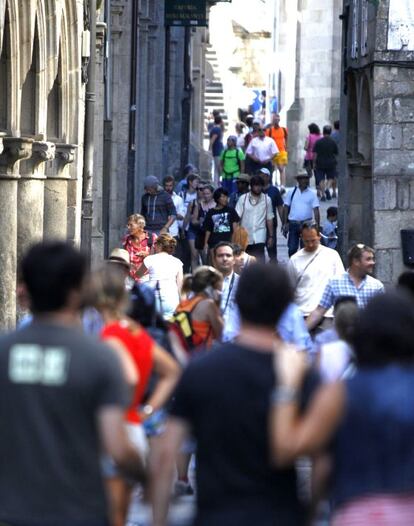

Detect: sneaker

[174,480,194,498]
[325,189,332,200]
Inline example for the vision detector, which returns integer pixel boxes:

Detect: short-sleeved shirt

[220,148,246,178]
[245,136,278,163]
[284,186,319,222]
[235,193,274,244]
[313,136,338,170]
[210,126,224,157]
[0,321,127,524]
[288,244,345,317]
[265,126,287,152]
[169,343,319,525]
[204,206,240,247]
[319,272,384,310]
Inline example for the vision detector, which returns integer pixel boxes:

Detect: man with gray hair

[141,175,177,236]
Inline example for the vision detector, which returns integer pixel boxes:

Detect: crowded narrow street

[1,1,414,526]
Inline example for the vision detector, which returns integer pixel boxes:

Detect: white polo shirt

[236,192,274,244]
[246,136,278,162]
[284,186,319,221]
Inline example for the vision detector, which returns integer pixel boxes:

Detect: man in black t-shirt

[0,242,146,526]
[313,125,339,201]
[150,264,317,526]
[204,187,240,251]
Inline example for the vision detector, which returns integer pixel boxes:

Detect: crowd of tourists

[1,111,414,526]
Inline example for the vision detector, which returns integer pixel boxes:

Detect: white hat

[108,248,130,268]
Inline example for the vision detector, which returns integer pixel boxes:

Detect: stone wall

[91,0,210,259]
[340,0,414,285]
[0,0,85,327]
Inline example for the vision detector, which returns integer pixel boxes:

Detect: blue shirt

[319,272,384,310]
[277,303,313,352]
[284,186,319,222]
[209,126,224,157]
[321,219,338,249]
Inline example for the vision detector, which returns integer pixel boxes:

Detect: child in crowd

[321,206,338,250]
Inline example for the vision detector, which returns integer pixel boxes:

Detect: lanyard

[222,273,236,314]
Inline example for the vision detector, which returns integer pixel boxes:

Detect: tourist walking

[123,213,157,283]
[272,291,414,526]
[245,123,278,175]
[282,171,320,257]
[229,173,250,208]
[306,243,384,331]
[265,113,288,190]
[235,174,274,261]
[303,123,321,180]
[204,187,240,258]
[151,264,318,526]
[220,135,245,193]
[0,241,145,526]
[287,222,344,330]
[189,184,215,270]
[260,167,284,262]
[209,115,224,186]
[141,176,177,235]
[213,241,240,342]
[135,234,183,318]
[313,125,339,201]
[89,265,179,526]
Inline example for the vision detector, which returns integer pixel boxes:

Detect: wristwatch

[142,404,154,417]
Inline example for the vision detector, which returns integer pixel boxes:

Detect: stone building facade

[91,0,212,261]
[0,0,85,328]
[207,0,342,183]
[339,0,414,284]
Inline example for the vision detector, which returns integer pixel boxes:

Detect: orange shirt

[101,322,154,424]
[266,126,287,152]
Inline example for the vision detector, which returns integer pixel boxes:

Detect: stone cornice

[0,137,34,178]
[20,141,56,179]
[45,143,77,180]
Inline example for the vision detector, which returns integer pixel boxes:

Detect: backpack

[170,296,207,353]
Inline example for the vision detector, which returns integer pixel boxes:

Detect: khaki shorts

[273,150,288,166]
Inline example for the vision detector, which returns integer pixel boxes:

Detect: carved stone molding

[20,141,56,178]
[46,143,77,179]
[0,137,34,178]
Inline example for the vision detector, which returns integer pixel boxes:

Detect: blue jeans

[288,221,303,257]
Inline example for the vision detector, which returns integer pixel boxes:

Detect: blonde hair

[155,233,177,255]
[86,265,129,316]
[127,213,145,225]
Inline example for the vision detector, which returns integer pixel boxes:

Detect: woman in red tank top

[88,265,180,526]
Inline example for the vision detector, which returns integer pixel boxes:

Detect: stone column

[0,137,33,329]
[18,142,56,258]
[43,143,76,240]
